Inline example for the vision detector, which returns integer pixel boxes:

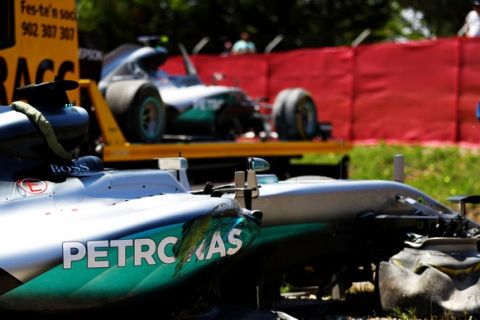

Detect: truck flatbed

[80,79,352,162]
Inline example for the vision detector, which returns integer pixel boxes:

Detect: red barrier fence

[163,37,480,144]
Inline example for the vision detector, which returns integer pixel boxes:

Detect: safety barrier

[164,37,480,144]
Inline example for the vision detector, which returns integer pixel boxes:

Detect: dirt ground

[0,294,388,320]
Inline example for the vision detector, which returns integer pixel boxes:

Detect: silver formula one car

[0,80,261,314]
[1,80,480,318]
[97,37,328,143]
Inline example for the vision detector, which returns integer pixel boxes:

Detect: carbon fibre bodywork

[0,81,261,311]
[203,176,480,318]
[0,166,260,311]
[2,81,480,317]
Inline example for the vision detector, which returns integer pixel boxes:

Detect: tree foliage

[77,0,474,55]
[396,0,472,37]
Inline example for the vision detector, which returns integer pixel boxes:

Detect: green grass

[390,307,476,320]
[296,143,480,208]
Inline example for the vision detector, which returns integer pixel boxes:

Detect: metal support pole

[394,154,404,183]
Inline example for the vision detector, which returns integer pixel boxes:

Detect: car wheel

[105,80,166,143]
[273,88,318,140]
[272,88,292,139]
[379,239,480,316]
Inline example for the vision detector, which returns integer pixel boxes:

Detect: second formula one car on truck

[1,80,480,318]
[98,37,330,143]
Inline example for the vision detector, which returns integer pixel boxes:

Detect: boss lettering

[50,164,90,174]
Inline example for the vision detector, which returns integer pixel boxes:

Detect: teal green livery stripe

[0,213,259,310]
[0,223,183,308]
[253,222,329,246]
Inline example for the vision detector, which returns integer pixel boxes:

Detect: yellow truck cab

[1,0,351,180]
[0,0,79,105]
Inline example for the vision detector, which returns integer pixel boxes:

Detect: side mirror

[235,158,270,209]
[248,157,270,172]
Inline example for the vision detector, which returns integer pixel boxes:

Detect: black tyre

[273,88,318,140]
[272,88,292,139]
[105,80,165,143]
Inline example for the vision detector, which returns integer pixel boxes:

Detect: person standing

[221,40,233,57]
[464,1,480,37]
[232,31,256,54]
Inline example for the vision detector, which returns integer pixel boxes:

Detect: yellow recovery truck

[1,0,351,180]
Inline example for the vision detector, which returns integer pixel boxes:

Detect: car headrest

[14,79,78,110]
